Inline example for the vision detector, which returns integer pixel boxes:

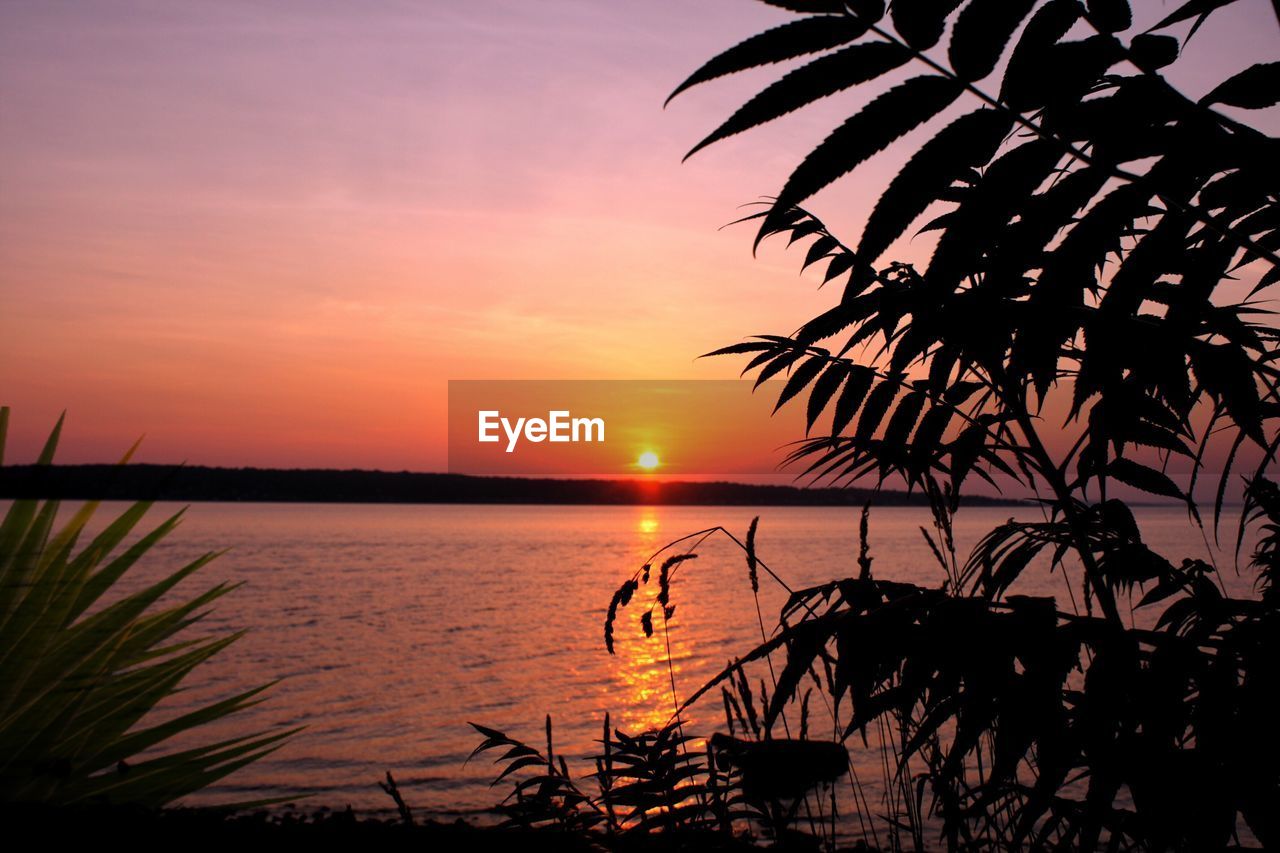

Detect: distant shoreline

[0,464,1023,507]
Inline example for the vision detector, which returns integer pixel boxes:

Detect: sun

[637,451,660,471]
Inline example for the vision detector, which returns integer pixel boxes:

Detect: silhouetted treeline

[0,464,1016,506]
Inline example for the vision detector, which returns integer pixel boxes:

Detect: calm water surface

[46,502,1262,823]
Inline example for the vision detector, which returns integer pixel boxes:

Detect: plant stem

[1006,386,1122,623]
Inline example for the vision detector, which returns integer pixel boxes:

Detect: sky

[2,0,1278,481]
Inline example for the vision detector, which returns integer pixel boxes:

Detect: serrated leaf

[759,0,850,11]
[882,388,927,449]
[702,340,777,358]
[925,138,1064,290]
[1107,457,1185,500]
[755,348,807,388]
[667,16,870,105]
[831,366,875,435]
[774,354,828,412]
[856,377,901,440]
[1256,262,1280,291]
[803,234,839,270]
[1202,62,1280,109]
[1000,0,1084,108]
[773,75,965,214]
[1150,0,1236,32]
[890,0,965,49]
[744,347,783,374]
[948,0,1038,81]
[807,363,848,432]
[686,42,911,158]
[858,108,1012,264]
[1192,342,1266,446]
[910,403,956,468]
[949,419,990,491]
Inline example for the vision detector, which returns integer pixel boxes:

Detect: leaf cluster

[679,500,1280,849]
[0,408,295,807]
[679,0,1279,530]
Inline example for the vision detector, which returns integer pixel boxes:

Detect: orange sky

[2,1,1278,484]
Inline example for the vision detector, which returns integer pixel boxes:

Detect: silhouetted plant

[648,0,1280,849]
[476,1,1277,848]
[577,498,1278,849]
[470,717,709,834]
[470,706,850,847]
[683,0,1278,521]
[469,716,605,833]
[0,408,296,806]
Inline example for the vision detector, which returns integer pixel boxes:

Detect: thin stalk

[1006,385,1123,623]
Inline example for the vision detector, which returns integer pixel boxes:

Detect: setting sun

[637,451,659,471]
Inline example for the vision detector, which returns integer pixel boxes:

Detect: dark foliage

[679,511,1280,849]
[677,0,1279,536]
[470,709,852,848]
[644,0,1280,849]
[474,3,1277,850]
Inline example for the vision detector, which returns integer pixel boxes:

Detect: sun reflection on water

[635,508,660,536]
[598,509,699,733]
[608,629,692,733]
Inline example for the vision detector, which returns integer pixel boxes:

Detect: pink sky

[2,0,1278,481]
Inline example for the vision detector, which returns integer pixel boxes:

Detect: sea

[18,501,1265,837]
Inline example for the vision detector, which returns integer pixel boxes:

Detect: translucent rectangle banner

[447,380,806,477]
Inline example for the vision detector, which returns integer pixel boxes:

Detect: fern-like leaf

[889,0,965,49]
[772,75,964,215]
[948,0,1038,81]
[685,41,911,159]
[858,108,1012,265]
[1202,62,1280,109]
[666,15,870,105]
